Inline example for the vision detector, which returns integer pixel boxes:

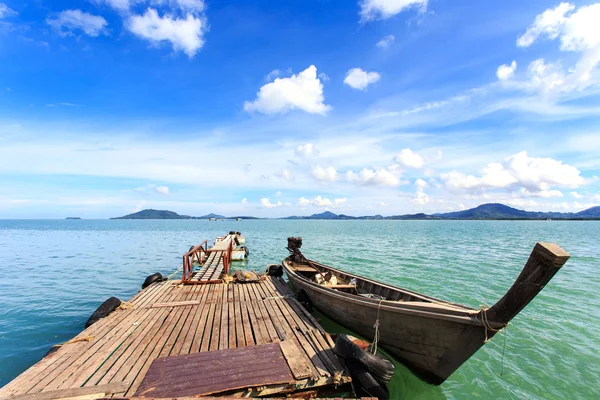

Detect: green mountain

[198,213,226,219]
[112,209,192,219]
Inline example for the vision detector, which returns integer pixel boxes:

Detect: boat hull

[284,268,482,384]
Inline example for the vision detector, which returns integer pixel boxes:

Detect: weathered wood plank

[4,382,129,400]
[279,340,313,380]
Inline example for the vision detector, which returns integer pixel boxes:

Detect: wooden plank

[2,284,167,397]
[208,284,223,351]
[279,340,313,380]
[219,282,230,350]
[133,343,293,398]
[241,284,266,345]
[176,284,211,355]
[4,382,129,400]
[230,285,240,348]
[150,301,200,308]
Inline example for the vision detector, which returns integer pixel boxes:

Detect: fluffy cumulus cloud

[155,185,169,195]
[376,34,395,48]
[298,196,347,208]
[47,10,108,37]
[242,198,248,204]
[394,148,424,168]
[360,0,428,21]
[411,187,430,205]
[441,151,585,194]
[312,165,337,182]
[260,198,289,208]
[244,66,331,115]
[570,191,583,199]
[511,2,600,94]
[415,178,428,188]
[295,143,318,158]
[99,0,133,12]
[344,68,381,90]
[127,8,207,57]
[346,166,402,187]
[497,60,517,80]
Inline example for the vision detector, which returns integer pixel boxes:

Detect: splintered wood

[0,277,349,399]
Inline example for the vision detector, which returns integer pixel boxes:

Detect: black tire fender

[346,359,390,400]
[142,272,163,289]
[242,246,249,256]
[85,296,121,328]
[334,333,395,385]
[266,264,283,277]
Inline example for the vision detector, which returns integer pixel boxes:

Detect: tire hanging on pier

[334,333,395,384]
[266,264,283,277]
[345,359,390,400]
[85,296,122,328]
[241,246,249,257]
[142,272,164,289]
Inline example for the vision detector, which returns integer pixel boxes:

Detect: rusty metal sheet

[134,343,294,398]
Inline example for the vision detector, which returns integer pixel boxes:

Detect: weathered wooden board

[133,343,294,398]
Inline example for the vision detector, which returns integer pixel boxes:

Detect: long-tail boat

[281,237,570,385]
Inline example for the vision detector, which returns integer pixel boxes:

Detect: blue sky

[1,0,600,218]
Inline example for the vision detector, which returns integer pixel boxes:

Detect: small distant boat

[209,217,216,221]
[282,237,570,385]
[236,217,242,221]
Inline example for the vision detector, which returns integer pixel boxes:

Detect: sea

[0,219,598,399]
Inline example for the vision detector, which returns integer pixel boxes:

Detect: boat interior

[284,257,476,312]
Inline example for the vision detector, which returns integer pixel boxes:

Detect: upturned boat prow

[282,237,570,385]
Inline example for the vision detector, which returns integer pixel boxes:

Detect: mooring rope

[371,299,384,354]
[478,306,510,376]
[166,264,184,280]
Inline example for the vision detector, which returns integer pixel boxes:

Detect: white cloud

[517,188,563,198]
[47,10,108,37]
[276,168,294,182]
[266,69,280,81]
[295,143,318,158]
[242,198,248,204]
[312,165,337,182]
[275,190,282,197]
[394,148,424,168]
[346,167,401,187]
[570,191,583,199]
[155,185,169,195]
[260,198,287,208]
[514,3,600,94]
[376,34,395,48]
[441,151,585,192]
[244,65,331,115]
[0,3,17,19]
[497,61,517,80]
[127,8,207,57]
[299,196,347,208]
[415,178,428,188]
[344,68,381,90]
[360,0,428,21]
[411,187,430,205]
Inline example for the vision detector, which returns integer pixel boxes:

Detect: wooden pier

[0,261,352,398]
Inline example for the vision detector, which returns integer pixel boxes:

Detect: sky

[1,0,600,218]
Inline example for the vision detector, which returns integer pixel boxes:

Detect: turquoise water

[0,220,598,399]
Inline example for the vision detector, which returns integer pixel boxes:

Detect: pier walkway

[0,276,350,399]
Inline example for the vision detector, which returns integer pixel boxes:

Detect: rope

[54,335,94,348]
[478,307,505,343]
[371,299,383,354]
[501,324,508,376]
[117,301,133,310]
[166,264,184,280]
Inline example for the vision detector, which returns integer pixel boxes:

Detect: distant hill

[575,206,600,218]
[198,213,226,219]
[112,209,192,219]
[283,203,600,220]
[113,204,600,220]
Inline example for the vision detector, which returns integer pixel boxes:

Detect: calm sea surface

[0,220,598,399]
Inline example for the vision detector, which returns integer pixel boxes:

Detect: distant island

[65,217,81,220]
[112,203,600,220]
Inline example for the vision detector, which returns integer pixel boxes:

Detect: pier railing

[181,238,233,283]
[182,240,209,281]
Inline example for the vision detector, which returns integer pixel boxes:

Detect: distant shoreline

[111,203,600,221]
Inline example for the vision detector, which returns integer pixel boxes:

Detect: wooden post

[488,242,570,324]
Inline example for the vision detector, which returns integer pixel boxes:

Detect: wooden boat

[282,237,570,385]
